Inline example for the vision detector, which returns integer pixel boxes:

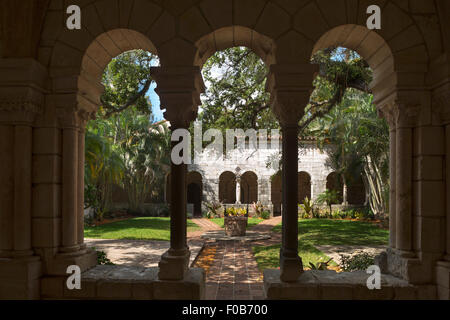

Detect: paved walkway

[196,216,282,300]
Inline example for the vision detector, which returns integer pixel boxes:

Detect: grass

[209,217,264,229]
[253,219,389,271]
[84,217,201,241]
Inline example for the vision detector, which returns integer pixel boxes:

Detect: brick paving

[197,216,282,300]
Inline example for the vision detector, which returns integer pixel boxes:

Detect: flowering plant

[225,207,247,217]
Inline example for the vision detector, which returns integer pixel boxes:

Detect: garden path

[198,216,282,300]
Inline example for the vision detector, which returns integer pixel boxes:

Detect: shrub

[260,210,271,220]
[339,252,375,272]
[92,247,114,265]
[251,201,264,218]
[205,200,222,218]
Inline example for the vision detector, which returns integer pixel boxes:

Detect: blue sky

[148,82,164,122]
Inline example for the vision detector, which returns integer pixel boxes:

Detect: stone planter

[224,216,248,236]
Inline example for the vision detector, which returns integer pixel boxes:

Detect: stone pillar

[446,124,450,261]
[0,58,46,299]
[395,124,413,253]
[342,182,348,206]
[267,64,317,282]
[389,126,397,248]
[151,66,204,280]
[77,112,89,249]
[235,175,241,204]
[58,109,80,253]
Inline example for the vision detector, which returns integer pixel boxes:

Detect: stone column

[12,125,34,257]
[395,125,413,253]
[235,175,241,204]
[379,106,397,249]
[267,64,317,282]
[151,66,204,280]
[342,182,348,205]
[77,111,89,250]
[389,127,397,249]
[58,108,80,253]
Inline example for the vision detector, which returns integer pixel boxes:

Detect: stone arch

[219,171,236,204]
[271,171,282,217]
[310,23,429,105]
[298,171,311,203]
[194,26,276,67]
[240,171,258,204]
[326,172,343,204]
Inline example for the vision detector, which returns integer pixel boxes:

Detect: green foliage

[316,189,341,215]
[85,50,170,217]
[299,197,314,218]
[91,247,114,265]
[308,257,334,270]
[260,210,271,220]
[198,47,279,134]
[339,253,375,272]
[205,200,223,218]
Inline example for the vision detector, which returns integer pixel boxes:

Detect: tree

[199,47,279,132]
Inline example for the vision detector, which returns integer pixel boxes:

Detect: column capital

[266,64,317,127]
[151,66,204,128]
[0,59,48,125]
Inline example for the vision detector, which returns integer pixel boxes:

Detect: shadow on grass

[272,219,389,246]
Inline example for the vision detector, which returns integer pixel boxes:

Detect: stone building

[181,134,364,217]
[0,0,450,300]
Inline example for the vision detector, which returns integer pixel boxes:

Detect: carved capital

[393,102,422,128]
[267,64,316,127]
[151,66,204,128]
[377,103,396,130]
[0,89,44,124]
[272,91,311,127]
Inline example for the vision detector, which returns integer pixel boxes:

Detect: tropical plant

[205,200,223,218]
[299,197,314,218]
[316,189,341,216]
[225,207,247,217]
[308,257,334,270]
[251,201,264,218]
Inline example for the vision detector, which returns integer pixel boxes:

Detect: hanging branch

[101,78,152,118]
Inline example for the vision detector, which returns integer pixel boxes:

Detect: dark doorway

[187,183,202,217]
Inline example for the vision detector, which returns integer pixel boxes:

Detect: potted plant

[224,207,248,236]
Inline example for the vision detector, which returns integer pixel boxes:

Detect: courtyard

[81,214,389,300]
[0,0,449,301]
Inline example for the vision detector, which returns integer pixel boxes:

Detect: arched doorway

[326,172,343,203]
[271,172,282,216]
[187,171,203,217]
[298,171,311,202]
[240,171,258,204]
[219,171,236,204]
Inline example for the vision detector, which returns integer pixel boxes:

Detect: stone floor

[84,238,203,267]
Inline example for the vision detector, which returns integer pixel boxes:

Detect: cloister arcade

[0,0,449,300]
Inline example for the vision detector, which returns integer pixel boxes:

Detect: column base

[280,250,303,282]
[158,249,190,280]
[45,248,97,276]
[0,256,42,299]
[385,248,437,284]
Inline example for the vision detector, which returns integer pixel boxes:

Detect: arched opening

[187,171,203,217]
[240,171,258,204]
[219,171,236,204]
[326,172,343,204]
[298,171,311,202]
[271,172,282,217]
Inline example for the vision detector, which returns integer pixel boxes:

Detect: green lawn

[253,219,389,271]
[84,217,201,241]
[210,217,264,229]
